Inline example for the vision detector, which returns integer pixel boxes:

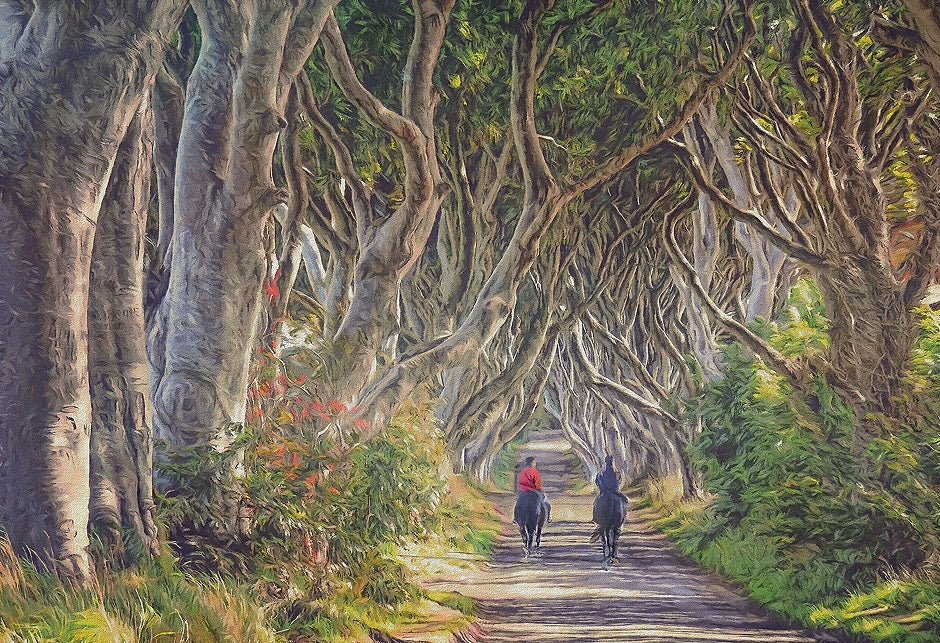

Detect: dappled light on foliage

[654,281,940,640]
[153,338,489,640]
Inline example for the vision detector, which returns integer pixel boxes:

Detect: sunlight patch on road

[475,580,681,600]
[526,438,571,452]
[484,621,812,642]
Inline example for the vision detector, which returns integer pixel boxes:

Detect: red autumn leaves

[247,370,368,432]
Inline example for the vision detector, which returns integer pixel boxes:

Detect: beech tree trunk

[318,0,455,398]
[0,2,184,581]
[89,103,159,560]
[817,258,924,418]
[695,104,794,323]
[149,1,335,465]
[0,171,95,582]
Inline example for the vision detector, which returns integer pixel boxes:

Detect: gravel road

[422,431,827,643]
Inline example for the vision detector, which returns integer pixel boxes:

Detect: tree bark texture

[88,102,159,560]
[903,0,940,79]
[0,2,184,580]
[694,104,794,323]
[150,0,335,459]
[319,0,454,398]
[684,1,940,427]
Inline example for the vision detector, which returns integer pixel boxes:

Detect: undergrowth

[490,429,530,491]
[0,337,498,642]
[0,540,279,642]
[652,283,940,642]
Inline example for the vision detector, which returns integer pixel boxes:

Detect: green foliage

[440,0,515,138]
[766,280,830,356]
[0,540,278,642]
[663,281,940,639]
[909,307,940,394]
[462,529,494,556]
[811,581,940,643]
[531,0,742,177]
[426,589,475,616]
[489,428,532,491]
[155,340,483,640]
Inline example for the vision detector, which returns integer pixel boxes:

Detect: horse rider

[517,456,552,522]
[595,454,630,508]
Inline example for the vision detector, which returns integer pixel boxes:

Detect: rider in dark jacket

[595,454,630,506]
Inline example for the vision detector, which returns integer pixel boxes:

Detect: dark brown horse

[513,490,547,558]
[590,489,626,567]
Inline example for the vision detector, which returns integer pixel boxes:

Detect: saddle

[592,488,626,525]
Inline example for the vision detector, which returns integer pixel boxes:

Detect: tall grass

[0,537,279,642]
[0,373,498,642]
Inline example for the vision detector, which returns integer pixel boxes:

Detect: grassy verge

[645,470,940,643]
[386,476,501,641]
[0,476,498,643]
[0,539,279,642]
[640,293,940,643]
[490,432,527,492]
[0,396,501,643]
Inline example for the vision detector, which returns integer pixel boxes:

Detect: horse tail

[588,525,602,543]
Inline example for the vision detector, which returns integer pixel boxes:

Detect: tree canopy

[0,5,938,639]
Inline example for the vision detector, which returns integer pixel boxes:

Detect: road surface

[420,430,828,643]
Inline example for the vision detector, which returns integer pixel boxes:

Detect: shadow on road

[423,430,824,643]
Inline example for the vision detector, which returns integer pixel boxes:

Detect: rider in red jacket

[517,456,551,521]
[518,457,542,492]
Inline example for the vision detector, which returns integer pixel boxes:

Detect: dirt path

[423,431,824,643]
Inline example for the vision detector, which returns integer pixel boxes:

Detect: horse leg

[520,526,529,558]
[607,526,620,563]
[600,527,612,568]
[533,515,544,556]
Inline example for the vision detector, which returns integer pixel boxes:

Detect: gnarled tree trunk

[149,1,335,471]
[89,102,159,561]
[0,2,184,581]
[317,0,455,398]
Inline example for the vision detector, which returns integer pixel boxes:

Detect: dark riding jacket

[595,466,620,492]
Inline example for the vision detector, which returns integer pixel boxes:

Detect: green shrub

[156,343,468,640]
[668,281,940,640]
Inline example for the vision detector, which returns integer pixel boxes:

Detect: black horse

[590,489,626,566]
[513,490,547,558]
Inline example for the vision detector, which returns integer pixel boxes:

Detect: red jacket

[518,465,542,492]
